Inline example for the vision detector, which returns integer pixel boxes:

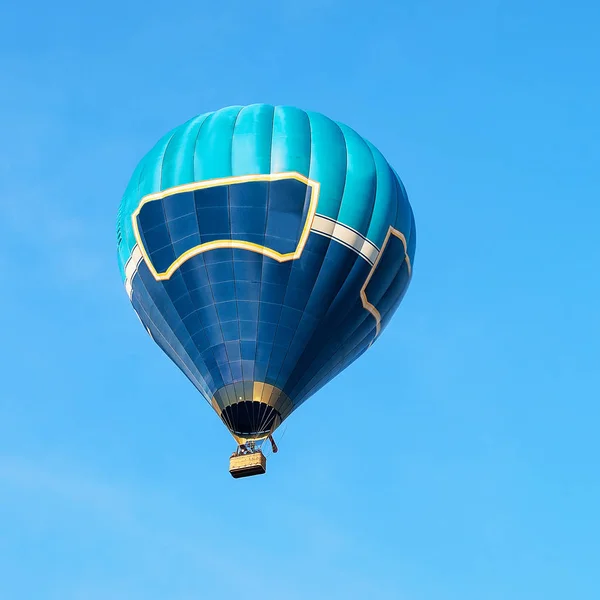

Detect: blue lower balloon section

[129,224,408,435]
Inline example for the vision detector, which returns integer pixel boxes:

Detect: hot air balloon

[117,104,416,477]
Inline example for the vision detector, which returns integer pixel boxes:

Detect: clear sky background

[1,1,599,599]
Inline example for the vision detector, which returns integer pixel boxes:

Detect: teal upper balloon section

[117,104,415,279]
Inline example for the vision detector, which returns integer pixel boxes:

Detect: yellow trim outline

[360,227,412,337]
[131,172,321,281]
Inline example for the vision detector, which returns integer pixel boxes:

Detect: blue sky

[1,1,599,598]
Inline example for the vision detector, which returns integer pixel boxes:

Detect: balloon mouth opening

[220,401,281,440]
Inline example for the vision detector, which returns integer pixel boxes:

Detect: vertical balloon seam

[246,106,275,434]
[233,108,256,434]
[335,122,378,237]
[225,106,244,418]
[245,108,273,420]
[168,119,221,404]
[280,131,380,403]
[257,106,312,433]
[255,109,313,405]
[156,126,214,408]
[188,110,220,400]
[229,106,258,435]
[235,105,270,435]
[254,105,293,434]
[263,105,296,432]
[265,113,348,404]
[364,140,396,249]
[255,107,302,424]
[255,108,305,407]
[159,124,185,191]
[214,106,244,421]
[193,109,237,422]
[267,110,321,432]
[161,113,209,189]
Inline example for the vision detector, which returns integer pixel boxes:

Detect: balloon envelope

[117,104,416,443]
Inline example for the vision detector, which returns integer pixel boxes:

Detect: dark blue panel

[239,320,257,340]
[238,301,259,321]
[231,206,267,235]
[210,344,228,365]
[162,272,188,303]
[225,341,241,362]
[189,285,214,309]
[255,344,273,363]
[194,185,228,209]
[240,341,256,360]
[163,190,195,220]
[236,282,261,301]
[195,304,219,326]
[137,178,314,278]
[207,260,234,283]
[257,321,277,342]
[173,294,196,318]
[204,324,224,346]
[212,282,236,302]
[272,325,294,350]
[229,180,269,207]
[137,199,164,232]
[242,360,255,380]
[260,282,287,304]
[230,361,243,381]
[269,178,307,213]
[151,246,177,273]
[264,233,296,255]
[197,206,230,240]
[234,258,263,282]
[279,306,303,330]
[216,300,238,322]
[222,321,240,342]
[168,214,199,246]
[259,303,281,325]
[253,362,268,382]
[261,260,293,286]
